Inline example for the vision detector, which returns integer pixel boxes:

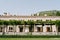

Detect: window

[58,27,60,32]
[46,27,50,32]
[37,27,42,32]
[19,27,23,32]
[0,27,3,32]
[9,27,13,32]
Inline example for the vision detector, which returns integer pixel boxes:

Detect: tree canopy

[33,10,60,16]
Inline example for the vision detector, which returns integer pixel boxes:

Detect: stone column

[25,25,29,32]
[43,25,46,32]
[2,25,7,35]
[4,25,7,32]
[14,25,16,32]
[52,25,57,35]
[34,25,37,32]
[40,27,43,32]
[52,25,57,32]
[50,25,52,32]
[23,25,25,32]
[6,25,8,32]
[16,25,19,32]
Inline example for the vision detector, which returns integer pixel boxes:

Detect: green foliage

[8,20,15,25]
[33,10,60,16]
[55,20,60,26]
[36,20,43,24]
[0,35,60,38]
[0,20,4,25]
[17,20,21,25]
[3,20,9,25]
[44,20,55,24]
[0,20,60,27]
[56,11,60,16]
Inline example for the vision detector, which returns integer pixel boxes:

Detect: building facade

[0,14,60,35]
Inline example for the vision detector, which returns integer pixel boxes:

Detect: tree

[56,11,60,16]
[0,20,4,25]
[55,20,60,35]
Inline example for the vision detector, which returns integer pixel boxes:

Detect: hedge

[0,35,60,38]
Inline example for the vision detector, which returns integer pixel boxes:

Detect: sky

[0,0,60,15]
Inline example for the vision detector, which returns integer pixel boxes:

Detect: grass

[0,38,60,40]
[0,35,60,40]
